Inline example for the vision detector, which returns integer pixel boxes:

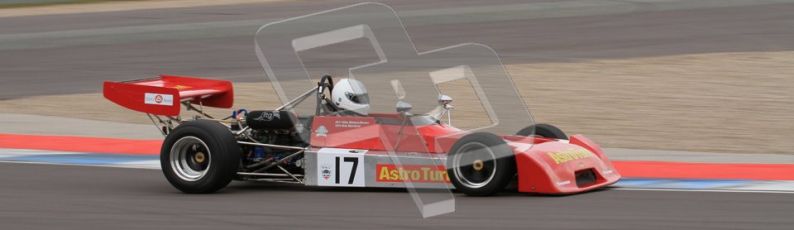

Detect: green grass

[0,0,147,9]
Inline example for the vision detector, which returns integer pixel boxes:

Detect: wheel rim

[170,136,212,182]
[452,142,497,189]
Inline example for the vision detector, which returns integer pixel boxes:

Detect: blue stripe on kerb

[4,153,157,165]
[616,178,757,190]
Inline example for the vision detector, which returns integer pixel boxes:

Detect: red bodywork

[104,76,619,194]
[311,114,621,194]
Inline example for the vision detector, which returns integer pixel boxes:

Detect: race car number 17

[316,148,366,187]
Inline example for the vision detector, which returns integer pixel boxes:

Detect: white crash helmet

[332,78,370,115]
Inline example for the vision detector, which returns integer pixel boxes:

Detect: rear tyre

[516,123,567,139]
[161,120,240,193]
[447,132,516,196]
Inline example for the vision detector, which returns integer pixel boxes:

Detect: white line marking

[0,160,157,170]
[614,187,794,194]
[0,148,84,158]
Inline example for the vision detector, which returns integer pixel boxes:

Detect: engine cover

[246,110,297,130]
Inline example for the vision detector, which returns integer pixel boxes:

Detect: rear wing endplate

[103,75,234,116]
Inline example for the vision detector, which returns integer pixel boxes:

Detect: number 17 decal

[317,148,366,187]
[335,157,359,184]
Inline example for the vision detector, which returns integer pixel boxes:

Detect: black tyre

[516,123,567,139]
[447,132,516,196]
[161,120,240,193]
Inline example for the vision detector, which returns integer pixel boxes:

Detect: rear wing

[103,75,234,116]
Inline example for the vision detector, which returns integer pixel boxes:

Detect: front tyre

[447,132,516,196]
[516,123,567,140]
[161,120,240,193]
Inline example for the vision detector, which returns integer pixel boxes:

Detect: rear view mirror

[396,101,413,113]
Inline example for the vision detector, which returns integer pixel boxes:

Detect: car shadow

[219,180,615,197]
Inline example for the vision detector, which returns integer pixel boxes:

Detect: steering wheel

[319,74,334,94]
[317,75,339,113]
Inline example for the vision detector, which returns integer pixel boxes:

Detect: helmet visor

[346,92,369,104]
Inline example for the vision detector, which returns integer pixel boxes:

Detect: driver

[331,78,370,115]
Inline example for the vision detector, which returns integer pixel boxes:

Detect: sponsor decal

[254,111,280,121]
[321,165,332,181]
[144,93,174,106]
[547,148,592,164]
[376,164,450,183]
[334,120,370,128]
[172,85,191,90]
[315,125,328,137]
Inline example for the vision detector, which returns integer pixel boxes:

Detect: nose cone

[513,138,621,194]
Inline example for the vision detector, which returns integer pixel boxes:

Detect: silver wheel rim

[452,142,497,189]
[169,136,212,182]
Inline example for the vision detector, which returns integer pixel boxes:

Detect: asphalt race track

[3,0,794,98]
[2,0,794,229]
[1,163,792,230]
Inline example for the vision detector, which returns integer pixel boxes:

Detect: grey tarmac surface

[3,0,794,98]
[0,163,792,230]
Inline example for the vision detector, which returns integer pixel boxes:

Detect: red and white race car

[104,75,620,196]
